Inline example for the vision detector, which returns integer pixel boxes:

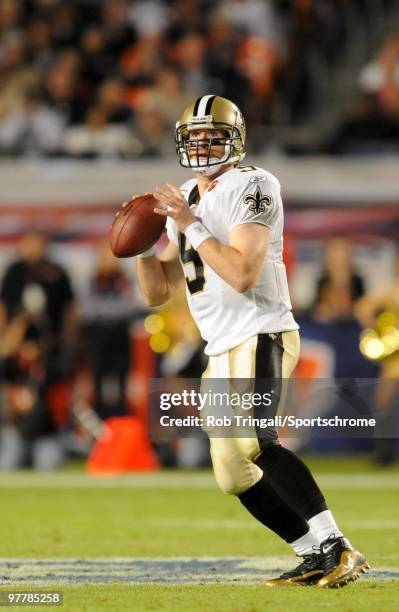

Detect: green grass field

[0,456,398,611]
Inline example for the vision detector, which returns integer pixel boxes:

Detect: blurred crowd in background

[0,229,397,470]
[0,231,145,469]
[0,0,399,158]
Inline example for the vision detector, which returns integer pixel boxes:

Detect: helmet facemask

[176,96,246,175]
[176,119,245,176]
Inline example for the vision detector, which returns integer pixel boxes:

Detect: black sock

[238,474,310,543]
[256,445,327,520]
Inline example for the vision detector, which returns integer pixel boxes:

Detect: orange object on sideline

[86,416,159,475]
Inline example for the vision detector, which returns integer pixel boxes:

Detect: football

[110,194,166,258]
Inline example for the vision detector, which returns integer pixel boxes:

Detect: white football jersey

[166,165,299,355]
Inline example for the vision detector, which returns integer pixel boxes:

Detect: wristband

[184,221,212,250]
[137,246,156,258]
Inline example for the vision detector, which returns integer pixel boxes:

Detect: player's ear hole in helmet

[175,95,246,176]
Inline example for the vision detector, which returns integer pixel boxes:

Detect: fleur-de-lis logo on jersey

[243,186,272,214]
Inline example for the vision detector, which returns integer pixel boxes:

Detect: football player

[132,95,369,587]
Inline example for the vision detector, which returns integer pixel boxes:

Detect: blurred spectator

[64,78,138,157]
[80,26,113,89]
[141,65,191,129]
[0,0,21,36]
[50,3,80,50]
[0,230,77,384]
[173,32,211,97]
[43,51,85,125]
[0,316,66,470]
[205,14,249,105]
[329,32,399,152]
[97,78,134,124]
[134,105,171,157]
[354,249,399,464]
[358,33,399,118]
[63,105,140,159]
[355,249,399,330]
[119,34,161,90]
[25,19,54,74]
[165,0,206,42]
[127,0,169,37]
[1,30,26,72]
[312,238,365,322]
[0,30,40,121]
[80,239,143,420]
[297,238,376,381]
[275,0,318,125]
[236,35,280,129]
[101,0,137,60]
[0,229,78,469]
[278,0,347,65]
[218,0,284,51]
[0,85,65,156]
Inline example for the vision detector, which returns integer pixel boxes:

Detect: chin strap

[193,162,226,176]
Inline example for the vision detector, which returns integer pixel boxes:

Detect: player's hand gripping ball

[110,193,166,258]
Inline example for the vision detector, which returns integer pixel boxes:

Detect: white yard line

[0,472,398,489]
[143,518,399,530]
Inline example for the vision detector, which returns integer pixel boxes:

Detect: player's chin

[190,161,222,172]
[189,154,222,163]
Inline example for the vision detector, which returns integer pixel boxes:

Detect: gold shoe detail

[264,554,324,587]
[264,569,324,587]
[317,538,370,589]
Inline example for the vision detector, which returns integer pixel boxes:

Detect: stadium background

[0,1,398,610]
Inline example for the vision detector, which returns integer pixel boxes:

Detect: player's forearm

[197,238,255,293]
[136,256,170,307]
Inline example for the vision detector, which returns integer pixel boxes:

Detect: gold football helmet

[175,95,246,175]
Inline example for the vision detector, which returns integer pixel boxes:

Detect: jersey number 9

[179,233,206,294]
